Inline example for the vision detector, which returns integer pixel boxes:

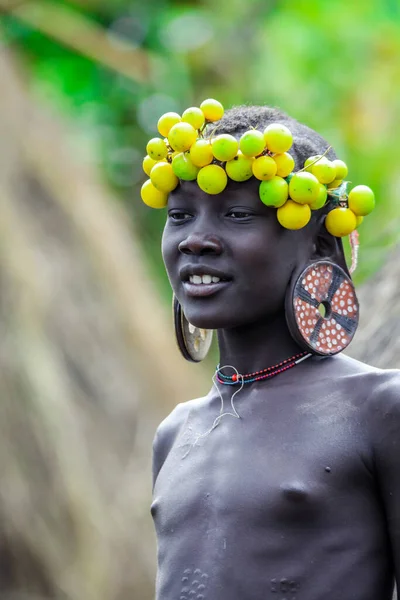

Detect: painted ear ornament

[285,261,359,356]
[173,296,213,362]
[141,98,376,237]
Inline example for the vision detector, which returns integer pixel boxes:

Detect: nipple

[280,482,309,502]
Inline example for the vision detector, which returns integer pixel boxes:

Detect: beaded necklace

[216,351,312,385]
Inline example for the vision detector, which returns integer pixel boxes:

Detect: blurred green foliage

[3,0,400,291]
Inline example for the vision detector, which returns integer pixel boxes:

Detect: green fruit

[197,164,228,194]
[309,183,328,210]
[171,153,199,181]
[259,176,289,207]
[226,152,254,182]
[239,130,265,157]
[288,172,320,205]
[348,185,375,216]
[211,134,239,161]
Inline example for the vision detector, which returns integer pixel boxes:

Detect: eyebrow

[169,184,199,202]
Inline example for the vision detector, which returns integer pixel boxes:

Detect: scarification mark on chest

[270,577,301,599]
[180,568,209,600]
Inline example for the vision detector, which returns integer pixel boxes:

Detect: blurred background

[0,0,399,598]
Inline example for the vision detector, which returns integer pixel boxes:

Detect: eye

[168,211,193,222]
[227,210,253,219]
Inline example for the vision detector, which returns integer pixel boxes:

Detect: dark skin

[152,178,400,600]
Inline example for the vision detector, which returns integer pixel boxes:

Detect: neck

[217,311,304,375]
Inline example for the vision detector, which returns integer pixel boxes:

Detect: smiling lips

[182,271,231,297]
[189,274,221,284]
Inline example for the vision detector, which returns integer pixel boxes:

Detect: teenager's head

[162,105,348,330]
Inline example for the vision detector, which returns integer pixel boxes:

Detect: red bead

[232,374,238,382]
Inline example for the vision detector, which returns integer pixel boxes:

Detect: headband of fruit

[141,98,375,238]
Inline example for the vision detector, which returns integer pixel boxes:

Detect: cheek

[236,240,298,304]
[161,226,175,277]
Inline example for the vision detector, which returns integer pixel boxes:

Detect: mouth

[180,268,232,297]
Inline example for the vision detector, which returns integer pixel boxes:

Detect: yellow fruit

[168,122,197,152]
[348,185,375,216]
[263,123,293,153]
[226,152,254,182]
[273,152,295,178]
[332,159,348,180]
[288,172,320,205]
[355,216,364,228]
[252,155,277,181]
[304,155,322,172]
[142,155,157,176]
[197,164,228,194]
[182,107,205,130]
[309,183,328,210]
[311,158,336,184]
[146,137,169,161]
[328,179,343,189]
[157,112,181,137]
[150,162,179,193]
[277,200,311,230]
[190,140,213,167]
[141,179,168,209]
[325,207,357,237]
[200,98,224,122]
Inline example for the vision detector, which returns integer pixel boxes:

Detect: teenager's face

[162,179,315,330]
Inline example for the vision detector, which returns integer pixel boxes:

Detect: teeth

[189,274,222,285]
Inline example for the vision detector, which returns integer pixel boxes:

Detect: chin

[180,302,227,330]
[181,303,256,331]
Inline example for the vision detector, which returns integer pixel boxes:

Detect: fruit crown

[141,98,375,238]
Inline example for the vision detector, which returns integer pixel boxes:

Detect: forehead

[168,178,264,208]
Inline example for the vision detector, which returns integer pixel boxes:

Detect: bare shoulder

[332,354,400,436]
[154,394,210,446]
[152,394,210,486]
[316,353,399,385]
[310,354,400,466]
[307,353,400,416]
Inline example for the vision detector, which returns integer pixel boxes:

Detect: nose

[178,233,223,256]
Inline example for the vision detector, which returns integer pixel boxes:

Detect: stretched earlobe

[173,296,213,362]
[285,260,359,356]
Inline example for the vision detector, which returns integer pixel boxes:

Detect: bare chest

[152,391,373,532]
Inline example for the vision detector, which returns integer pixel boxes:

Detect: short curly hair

[206,105,337,170]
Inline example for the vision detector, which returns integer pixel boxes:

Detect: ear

[312,216,351,277]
